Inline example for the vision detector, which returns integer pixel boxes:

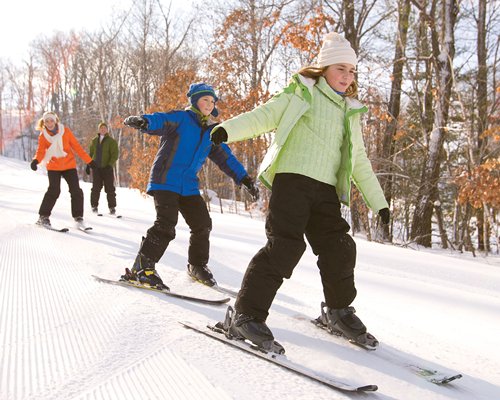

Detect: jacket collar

[315,77,346,108]
[294,73,366,111]
[186,107,210,127]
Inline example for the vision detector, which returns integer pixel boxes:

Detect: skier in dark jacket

[87,122,119,215]
[122,83,259,289]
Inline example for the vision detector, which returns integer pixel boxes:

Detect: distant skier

[87,121,119,215]
[31,111,96,228]
[210,33,390,351]
[122,83,258,290]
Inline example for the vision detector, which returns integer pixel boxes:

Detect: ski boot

[74,216,92,231]
[215,306,285,354]
[187,263,217,287]
[121,253,169,290]
[91,207,98,213]
[36,215,51,226]
[109,207,116,215]
[315,302,378,350]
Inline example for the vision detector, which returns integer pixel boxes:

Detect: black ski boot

[216,306,285,354]
[187,263,217,286]
[315,302,378,349]
[121,253,169,290]
[109,207,116,215]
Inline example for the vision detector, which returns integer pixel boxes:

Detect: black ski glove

[378,208,390,224]
[87,160,98,172]
[210,126,228,145]
[241,176,259,202]
[30,159,39,171]
[124,115,148,130]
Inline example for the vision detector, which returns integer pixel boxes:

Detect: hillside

[0,155,499,400]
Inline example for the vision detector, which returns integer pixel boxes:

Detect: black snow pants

[90,166,116,209]
[139,191,212,266]
[235,173,357,321]
[38,169,84,218]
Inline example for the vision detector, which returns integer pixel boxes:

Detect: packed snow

[0,155,499,400]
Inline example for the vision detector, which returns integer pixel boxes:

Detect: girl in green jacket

[211,32,390,352]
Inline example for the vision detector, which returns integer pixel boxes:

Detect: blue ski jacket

[142,109,248,195]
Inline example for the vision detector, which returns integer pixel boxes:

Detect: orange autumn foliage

[455,159,500,209]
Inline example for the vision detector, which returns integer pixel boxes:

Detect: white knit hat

[42,111,58,121]
[317,32,358,68]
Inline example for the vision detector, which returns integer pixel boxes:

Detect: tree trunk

[381,0,411,241]
[475,0,488,251]
[410,0,459,247]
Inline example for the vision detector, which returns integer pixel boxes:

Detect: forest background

[0,0,498,254]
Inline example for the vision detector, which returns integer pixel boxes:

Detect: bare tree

[410,0,459,247]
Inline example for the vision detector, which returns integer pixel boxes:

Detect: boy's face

[196,95,216,116]
[99,125,108,135]
[324,63,356,93]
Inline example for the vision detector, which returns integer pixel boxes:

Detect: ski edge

[212,284,239,298]
[37,224,69,233]
[309,315,462,385]
[179,321,378,393]
[92,275,230,305]
[77,225,93,233]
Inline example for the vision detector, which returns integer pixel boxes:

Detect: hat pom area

[317,32,358,68]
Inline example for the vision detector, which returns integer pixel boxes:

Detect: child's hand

[210,126,228,145]
[124,116,148,130]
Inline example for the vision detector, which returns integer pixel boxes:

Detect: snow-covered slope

[1,155,499,400]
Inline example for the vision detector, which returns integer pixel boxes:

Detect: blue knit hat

[187,83,219,117]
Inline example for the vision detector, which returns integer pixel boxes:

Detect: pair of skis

[37,222,92,233]
[93,273,462,393]
[96,212,122,218]
[180,316,462,394]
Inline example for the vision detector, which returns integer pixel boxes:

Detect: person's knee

[47,187,61,198]
[72,188,84,199]
[268,238,306,278]
[152,222,176,241]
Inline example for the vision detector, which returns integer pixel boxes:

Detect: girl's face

[324,63,356,93]
[44,118,56,131]
[196,95,216,116]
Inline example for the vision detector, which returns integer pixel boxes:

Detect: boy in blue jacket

[122,83,258,289]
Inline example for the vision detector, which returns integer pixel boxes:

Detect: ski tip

[357,384,378,392]
[433,374,463,384]
[179,321,195,329]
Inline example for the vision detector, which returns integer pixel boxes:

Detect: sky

[1,0,191,62]
[1,154,500,399]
